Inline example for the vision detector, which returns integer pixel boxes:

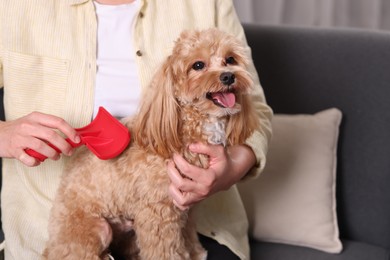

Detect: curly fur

[43,28,260,260]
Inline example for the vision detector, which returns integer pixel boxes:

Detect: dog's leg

[43,206,112,260]
[133,205,191,260]
[183,212,208,260]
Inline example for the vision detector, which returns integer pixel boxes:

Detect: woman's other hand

[167,143,256,210]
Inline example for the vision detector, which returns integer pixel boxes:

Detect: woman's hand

[167,143,256,210]
[0,112,80,167]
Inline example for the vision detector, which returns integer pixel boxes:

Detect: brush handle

[25,139,81,162]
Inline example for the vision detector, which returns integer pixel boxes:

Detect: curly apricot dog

[43,28,260,260]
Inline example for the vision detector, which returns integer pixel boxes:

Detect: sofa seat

[250,240,390,260]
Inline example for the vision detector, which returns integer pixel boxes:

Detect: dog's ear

[226,93,260,145]
[132,56,182,158]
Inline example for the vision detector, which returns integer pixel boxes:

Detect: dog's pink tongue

[211,92,236,108]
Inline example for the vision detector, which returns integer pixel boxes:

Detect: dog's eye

[192,61,205,71]
[226,56,236,65]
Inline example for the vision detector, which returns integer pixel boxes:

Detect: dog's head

[133,29,259,157]
[168,28,253,117]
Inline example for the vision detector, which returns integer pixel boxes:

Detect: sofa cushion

[250,240,390,260]
[238,109,342,253]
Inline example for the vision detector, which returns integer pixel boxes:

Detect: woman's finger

[28,112,80,144]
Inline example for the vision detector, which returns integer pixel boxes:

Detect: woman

[0,0,272,259]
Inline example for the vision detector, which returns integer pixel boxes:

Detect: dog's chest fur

[180,106,227,168]
[181,106,227,145]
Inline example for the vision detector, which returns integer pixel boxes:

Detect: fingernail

[74,136,81,143]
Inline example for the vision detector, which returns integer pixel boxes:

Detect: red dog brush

[25,107,131,161]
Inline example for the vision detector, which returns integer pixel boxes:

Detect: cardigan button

[136,50,143,57]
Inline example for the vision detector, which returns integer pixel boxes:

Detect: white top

[93,1,141,118]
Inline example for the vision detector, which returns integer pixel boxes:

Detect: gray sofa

[1,25,390,260]
[243,24,390,259]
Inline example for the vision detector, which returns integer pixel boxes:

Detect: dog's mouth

[206,91,236,108]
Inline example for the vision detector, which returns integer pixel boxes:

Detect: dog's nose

[220,72,235,86]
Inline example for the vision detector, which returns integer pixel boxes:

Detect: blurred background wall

[233,0,390,30]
